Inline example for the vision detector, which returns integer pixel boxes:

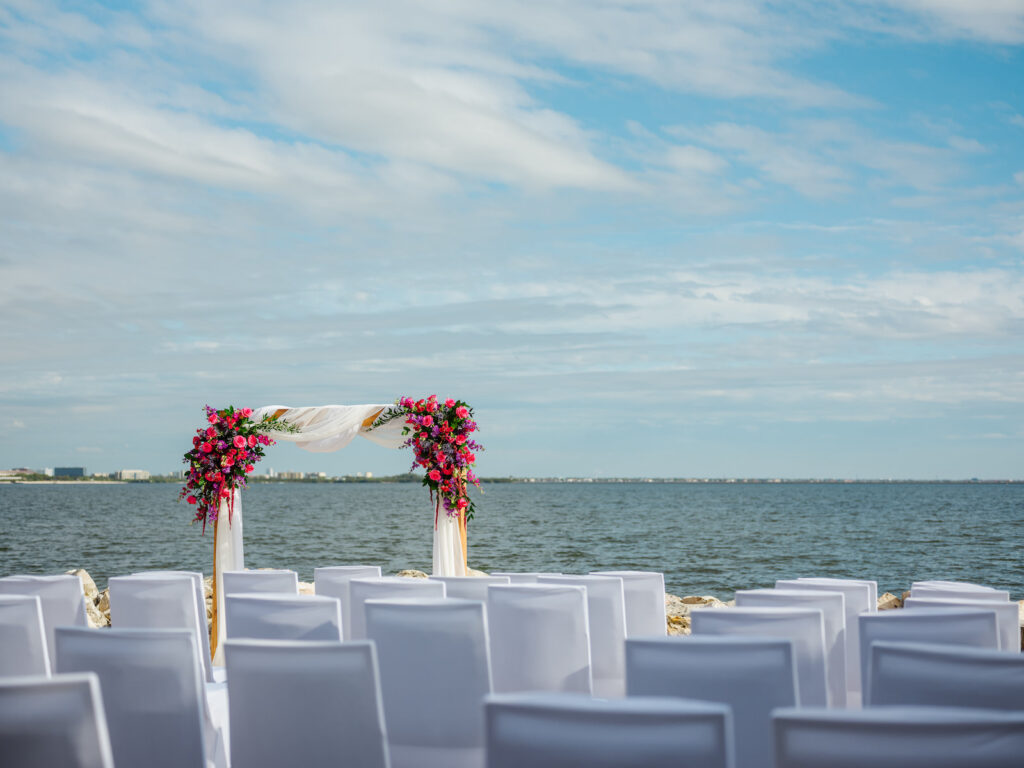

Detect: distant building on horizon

[54,467,85,477]
[115,469,150,481]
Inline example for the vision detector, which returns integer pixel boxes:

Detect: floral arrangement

[372,395,483,523]
[179,405,295,532]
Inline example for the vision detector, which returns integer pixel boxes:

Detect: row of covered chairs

[1,570,1021,767]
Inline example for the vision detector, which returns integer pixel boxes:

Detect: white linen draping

[212,489,243,667]
[433,508,467,577]
[250,404,407,452]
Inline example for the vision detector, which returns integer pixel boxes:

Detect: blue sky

[1,0,1022,479]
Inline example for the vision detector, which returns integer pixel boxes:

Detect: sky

[1,0,1022,479]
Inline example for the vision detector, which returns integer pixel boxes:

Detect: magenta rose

[455,406,468,418]
[428,469,442,482]
[233,435,246,448]
[201,442,213,453]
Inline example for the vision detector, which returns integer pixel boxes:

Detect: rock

[66,569,98,602]
[203,577,213,600]
[97,589,109,613]
[396,569,429,579]
[901,590,912,603]
[878,592,903,610]
[85,599,108,628]
[467,568,490,577]
[667,614,691,636]
[298,581,315,595]
[667,593,727,618]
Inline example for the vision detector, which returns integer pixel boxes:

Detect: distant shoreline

[2,477,1020,485]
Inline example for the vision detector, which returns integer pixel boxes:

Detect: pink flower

[248,435,257,447]
[206,427,216,438]
[455,434,467,445]
[422,415,433,427]
[428,469,441,482]
[233,435,246,448]
[187,495,197,505]
[241,407,253,417]
[201,442,213,453]
[455,406,468,418]
[457,498,468,510]
[208,414,218,424]
[245,464,255,473]
[222,457,234,467]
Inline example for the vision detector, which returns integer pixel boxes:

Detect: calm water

[1,482,1021,599]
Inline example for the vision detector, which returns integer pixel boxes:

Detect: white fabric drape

[212,489,243,667]
[433,508,467,577]
[251,404,407,452]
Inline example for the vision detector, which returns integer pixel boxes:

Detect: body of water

[1,482,1021,599]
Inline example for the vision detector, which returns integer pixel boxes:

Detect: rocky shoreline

[65,568,1024,649]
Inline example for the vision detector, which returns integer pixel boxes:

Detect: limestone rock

[667,614,691,636]
[666,593,727,619]
[877,592,903,610]
[298,581,315,595]
[396,569,428,579]
[66,569,98,602]
[467,568,490,577]
[203,577,213,600]
[85,599,109,628]
[901,590,912,604]
[97,589,109,613]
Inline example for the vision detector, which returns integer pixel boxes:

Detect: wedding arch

[179,399,483,661]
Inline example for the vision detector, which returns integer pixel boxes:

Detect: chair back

[366,597,491,767]
[429,575,510,601]
[490,573,558,584]
[539,574,627,697]
[225,639,389,768]
[133,570,215,682]
[0,575,87,666]
[0,595,50,677]
[55,628,206,768]
[627,635,795,768]
[348,577,446,640]
[590,570,666,637]
[222,569,299,596]
[0,672,114,768]
[904,596,1019,652]
[736,589,847,706]
[777,578,875,702]
[486,692,732,768]
[869,641,1024,709]
[773,705,1024,768]
[910,583,1010,602]
[858,607,999,701]
[487,584,592,694]
[225,593,342,641]
[313,565,382,640]
[692,606,828,707]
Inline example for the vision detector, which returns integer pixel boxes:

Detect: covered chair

[487,583,592,694]
[221,569,299,596]
[429,575,510,601]
[773,706,1024,768]
[0,672,114,768]
[858,607,999,701]
[0,575,88,669]
[225,639,389,768]
[735,588,847,707]
[539,574,628,697]
[313,565,382,641]
[903,596,1020,653]
[486,692,732,768]
[910,581,1009,601]
[590,570,666,637]
[692,606,828,707]
[347,577,446,640]
[627,635,796,768]
[0,595,50,678]
[224,593,342,642]
[868,641,1024,709]
[132,570,217,683]
[55,627,218,768]
[366,597,492,768]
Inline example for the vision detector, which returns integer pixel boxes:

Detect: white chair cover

[626,635,796,768]
[485,692,733,768]
[736,589,847,707]
[691,606,828,707]
[0,673,114,768]
[538,574,627,697]
[0,595,50,677]
[487,584,592,694]
[366,597,491,768]
[912,579,1007,594]
[429,575,510,601]
[777,578,875,704]
[221,569,299,596]
[904,596,1020,653]
[487,585,593,696]
[773,705,1024,768]
[858,607,1000,702]
[347,577,446,640]
[133,571,217,683]
[55,627,211,768]
[225,593,342,641]
[0,575,87,668]
[490,573,561,584]
[868,641,1024,710]
[313,565,382,641]
[590,570,666,637]
[225,639,389,768]
[910,583,1011,602]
